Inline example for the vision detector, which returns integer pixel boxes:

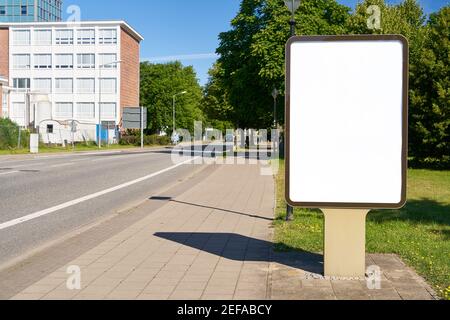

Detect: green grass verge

[0,144,138,155]
[274,159,450,299]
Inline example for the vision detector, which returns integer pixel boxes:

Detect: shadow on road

[154,232,324,274]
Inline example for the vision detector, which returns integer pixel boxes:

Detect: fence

[0,125,100,151]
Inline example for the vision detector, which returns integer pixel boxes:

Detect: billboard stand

[323,209,369,278]
[286,35,409,279]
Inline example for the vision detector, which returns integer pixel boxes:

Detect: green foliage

[0,118,19,149]
[0,118,29,150]
[202,63,235,133]
[409,6,449,168]
[119,134,170,146]
[140,61,204,134]
[349,1,449,168]
[215,0,351,129]
[209,0,449,168]
[274,160,450,299]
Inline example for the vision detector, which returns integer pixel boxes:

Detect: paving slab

[4,162,438,300]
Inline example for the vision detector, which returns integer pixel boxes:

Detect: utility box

[30,134,39,154]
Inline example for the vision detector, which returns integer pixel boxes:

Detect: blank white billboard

[286,35,408,209]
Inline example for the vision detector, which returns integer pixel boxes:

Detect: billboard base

[323,209,369,278]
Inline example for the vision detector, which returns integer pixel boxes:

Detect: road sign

[123,107,147,129]
[70,120,77,133]
[286,35,408,209]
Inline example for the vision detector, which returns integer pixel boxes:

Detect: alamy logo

[367,5,381,30]
[66,5,81,26]
[66,265,81,290]
[366,265,382,290]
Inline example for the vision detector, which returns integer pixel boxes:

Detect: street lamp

[284,0,301,222]
[98,60,122,148]
[172,90,187,137]
[272,88,279,129]
[284,0,301,37]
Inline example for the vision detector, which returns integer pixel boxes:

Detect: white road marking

[50,163,75,168]
[8,162,45,169]
[0,171,20,176]
[0,157,198,231]
[0,150,127,165]
[90,152,161,162]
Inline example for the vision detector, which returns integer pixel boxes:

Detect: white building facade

[0,21,143,144]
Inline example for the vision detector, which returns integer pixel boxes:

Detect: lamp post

[284,0,301,37]
[172,90,187,140]
[284,0,300,221]
[98,60,122,148]
[272,88,279,129]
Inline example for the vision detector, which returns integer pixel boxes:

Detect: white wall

[8,23,122,129]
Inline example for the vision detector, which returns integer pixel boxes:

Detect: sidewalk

[10,163,437,300]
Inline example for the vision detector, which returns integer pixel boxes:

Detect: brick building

[0,20,143,143]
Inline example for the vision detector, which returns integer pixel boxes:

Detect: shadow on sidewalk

[154,232,324,274]
[150,196,274,222]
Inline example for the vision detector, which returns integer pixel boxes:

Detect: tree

[209,0,448,167]
[349,1,449,168]
[215,0,351,129]
[202,63,234,132]
[140,61,204,134]
[409,6,449,168]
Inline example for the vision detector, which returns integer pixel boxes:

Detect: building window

[99,54,118,68]
[47,124,54,134]
[12,103,25,124]
[0,6,6,15]
[12,30,31,45]
[34,54,52,69]
[34,30,52,45]
[55,78,73,93]
[99,29,117,45]
[76,78,95,94]
[100,78,117,94]
[76,103,95,119]
[55,54,73,69]
[55,102,73,119]
[55,29,74,45]
[77,29,95,45]
[13,54,31,69]
[100,103,116,119]
[76,54,95,69]
[13,78,30,89]
[33,78,52,93]
[21,5,27,16]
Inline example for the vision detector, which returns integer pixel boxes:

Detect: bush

[119,134,170,146]
[119,135,138,146]
[0,118,29,150]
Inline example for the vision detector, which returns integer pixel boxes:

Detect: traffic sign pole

[141,107,144,149]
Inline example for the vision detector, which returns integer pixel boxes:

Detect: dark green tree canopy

[207,0,448,167]
[215,0,351,129]
[140,61,204,134]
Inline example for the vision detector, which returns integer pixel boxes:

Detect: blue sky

[63,0,448,86]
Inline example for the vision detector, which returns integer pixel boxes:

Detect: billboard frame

[285,35,409,210]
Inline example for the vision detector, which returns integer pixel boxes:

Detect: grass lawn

[273,160,450,299]
[0,144,148,155]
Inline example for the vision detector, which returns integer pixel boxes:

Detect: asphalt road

[0,148,205,266]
